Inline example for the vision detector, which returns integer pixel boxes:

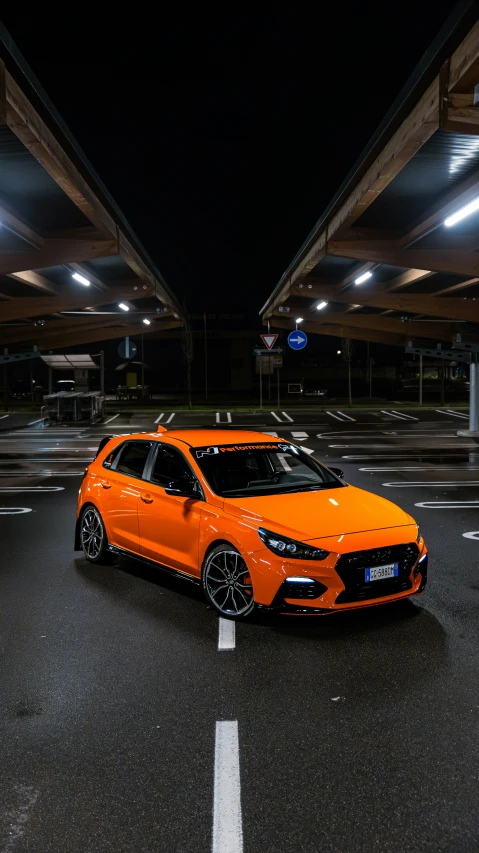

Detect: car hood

[223,484,415,543]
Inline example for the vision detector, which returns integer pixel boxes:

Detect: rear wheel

[80,506,111,564]
[202,545,255,619]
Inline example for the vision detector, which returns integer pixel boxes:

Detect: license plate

[365,562,399,583]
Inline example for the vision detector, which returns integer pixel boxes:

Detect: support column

[458,360,479,437]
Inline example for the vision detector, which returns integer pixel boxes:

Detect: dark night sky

[1,3,459,322]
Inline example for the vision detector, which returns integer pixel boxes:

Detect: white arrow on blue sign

[288,330,307,350]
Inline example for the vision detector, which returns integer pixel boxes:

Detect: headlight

[258,527,329,560]
[416,525,421,542]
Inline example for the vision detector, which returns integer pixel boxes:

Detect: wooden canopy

[261,7,479,350]
[0,26,184,351]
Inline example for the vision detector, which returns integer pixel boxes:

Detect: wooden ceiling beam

[0,237,117,277]
[35,318,183,350]
[0,281,147,323]
[293,280,479,322]
[0,196,44,249]
[271,316,404,346]
[327,239,479,278]
[7,270,61,296]
[399,167,479,247]
[298,310,463,341]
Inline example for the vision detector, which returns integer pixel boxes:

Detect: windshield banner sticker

[196,443,284,458]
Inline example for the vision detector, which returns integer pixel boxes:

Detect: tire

[80,505,111,564]
[202,544,255,619]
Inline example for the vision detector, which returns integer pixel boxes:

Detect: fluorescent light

[444,196,479,227]
[72,272,90,286]
[354,271,373,285]
[316,301,328,310]
[337,349,341,354]
[118,303,129,311]
[143,318,151,325]
[296,317,303,323]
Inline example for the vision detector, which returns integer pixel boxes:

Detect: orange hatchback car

[75,429,428,619]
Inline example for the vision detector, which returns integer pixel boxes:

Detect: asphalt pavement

[1,406,479,852]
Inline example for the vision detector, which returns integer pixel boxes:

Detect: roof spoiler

[157,425,168,433]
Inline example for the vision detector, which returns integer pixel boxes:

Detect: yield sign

[260,333,278,350]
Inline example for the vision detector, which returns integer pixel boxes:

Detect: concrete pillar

[458,360,479,436]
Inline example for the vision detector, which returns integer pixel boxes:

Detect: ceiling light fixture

[72,272,91,286]
[444,196,479,227]
[354,271,373,285]
[118,303,129,311]
[316,301,328,310]
[143,318,151,325]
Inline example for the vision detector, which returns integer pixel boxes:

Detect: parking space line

[271,412,282,422]
[0,486,65,491]
[166,413,176,423]
[281,411,293,422]
[463,531,479,539]
[326,411,344,421]
[27,418,43,426]
[415,501,479,509]
[383,481,479,488]
[218,618,236,650]
[213,721,243,853]
[359,466,479,472]
[391,410,418,421]
[336,411,355,421]
[216,413,232,424]
[291,431,308,440]
[0,507,33,514]
[264,431,278,436]
[436,409,468,420]
[104,413,120,425]
[155,413,164,423]
[0,414,9,420]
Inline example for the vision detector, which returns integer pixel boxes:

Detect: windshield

[191,442,345,497]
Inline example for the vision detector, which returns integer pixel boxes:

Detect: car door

[98,439,153,554]
[137,443,202,576]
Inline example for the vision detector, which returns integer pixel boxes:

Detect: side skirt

[106,544,201,586]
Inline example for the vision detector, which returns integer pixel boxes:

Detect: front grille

[335,542,419,604]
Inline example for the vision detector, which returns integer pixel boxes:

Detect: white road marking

[0,473,83,477]
[291,431,308,440]
[359,466,479,472]
[104,413,120,424]
[0,486,65,492]
[415,501,479,509]
[336,411,355,421]
[277,454,292,471]
[155,413,164,423]
[1,785,40,853]
[218,618,236,650]
[166,413,176,423]
[343,453,471,460]
[0,414,9,420]
[302,447,315,455]
[383,481,479,488]
[463,531,479,540]
[317,430,454,439]
[436,409,468,420]
[381,410,415,421]
[216,413,232,424]
[27,418,43,426]
[330,443,475,449]
[213,721,243,853]
[326,411,344,421]
[281,411,293,422]
[227,412,232,423]
[271,412,282,422]
[0,507,32,514]
[392,410,418,420]
[264,431,278,436]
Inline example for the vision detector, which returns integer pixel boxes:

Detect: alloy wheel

[81,508,104,560]
[204,549,254,616]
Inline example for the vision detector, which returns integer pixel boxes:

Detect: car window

[115,441,152,478]
[191,441,345,497]
[150,445,192,487]
[102,442,124,469]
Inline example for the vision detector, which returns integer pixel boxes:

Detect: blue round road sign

[288,330,307,351]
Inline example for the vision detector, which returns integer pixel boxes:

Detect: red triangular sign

[261,334,278,350]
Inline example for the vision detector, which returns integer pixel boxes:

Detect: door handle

[100,480,111,489]
[141,493,154,504]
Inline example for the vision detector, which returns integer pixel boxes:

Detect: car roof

[114,429,280,448]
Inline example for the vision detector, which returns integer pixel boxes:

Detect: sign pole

[268,354,271,400]
[259,355,263,410]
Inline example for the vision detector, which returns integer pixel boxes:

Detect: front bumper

[250,530,428,614]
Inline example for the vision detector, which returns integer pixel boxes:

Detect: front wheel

[80,506,111,564]
[202,545,255,619]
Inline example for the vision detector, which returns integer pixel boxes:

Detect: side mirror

[165,477,200,499]
[329,467,344,479]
